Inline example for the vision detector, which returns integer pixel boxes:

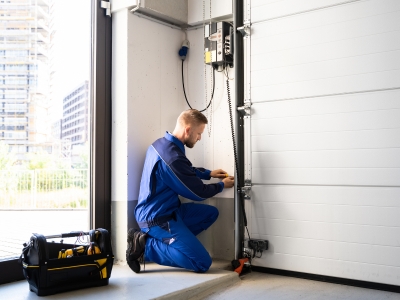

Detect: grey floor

[0,260,239,300]
[206,271,400,300]
[1,260,400,300]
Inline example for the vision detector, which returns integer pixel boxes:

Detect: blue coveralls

[135,132,224,273]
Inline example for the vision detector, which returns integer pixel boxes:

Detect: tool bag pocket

[20,229,114,296]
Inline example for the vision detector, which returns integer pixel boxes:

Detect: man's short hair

[180,109,208,126]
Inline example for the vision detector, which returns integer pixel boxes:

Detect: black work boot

[126,228,147,273]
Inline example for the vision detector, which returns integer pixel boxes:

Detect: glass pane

[0,0,92,260]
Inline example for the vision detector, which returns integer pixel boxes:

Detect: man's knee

[208,205,219,223]
[193,253,212,273]
[201,205,219,231]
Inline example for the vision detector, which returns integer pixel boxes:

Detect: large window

[0,0,111,284]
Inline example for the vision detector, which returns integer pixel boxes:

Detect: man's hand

[210,169,229,179]
[222,176,235,188]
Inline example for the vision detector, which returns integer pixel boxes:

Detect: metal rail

[233,0,245,260]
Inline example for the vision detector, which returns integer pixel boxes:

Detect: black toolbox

[19,228,114,296]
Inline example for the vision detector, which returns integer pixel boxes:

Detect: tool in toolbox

[19,228,114,296]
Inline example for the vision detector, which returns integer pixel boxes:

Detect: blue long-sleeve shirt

[135,132,224,224]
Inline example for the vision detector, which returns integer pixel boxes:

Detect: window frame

[0,0,112,285]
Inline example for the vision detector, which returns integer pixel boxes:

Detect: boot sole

[127,258,141,273]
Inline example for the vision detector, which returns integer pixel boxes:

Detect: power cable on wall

[181,60,215,113]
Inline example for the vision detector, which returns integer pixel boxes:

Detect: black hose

[181,60,215,113]
[226,78,248,228]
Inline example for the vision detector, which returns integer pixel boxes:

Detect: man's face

[184,123,205,148]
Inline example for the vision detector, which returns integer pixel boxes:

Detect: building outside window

[0,0,102,274]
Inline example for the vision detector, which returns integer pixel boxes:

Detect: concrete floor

[1,261,400,300]
[206,271,400,300]
[0,260,239,300]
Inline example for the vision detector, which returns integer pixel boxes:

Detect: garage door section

[248,0,400,285]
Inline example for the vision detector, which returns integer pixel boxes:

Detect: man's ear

[184,126,191,137]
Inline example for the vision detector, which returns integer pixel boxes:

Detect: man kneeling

[127,109,235,273]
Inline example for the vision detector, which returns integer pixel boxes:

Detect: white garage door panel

[252,221,400,249]
[251,0,400,48]
[251,0,282,7]
[253,149,400,168]
[249,0,400,284]
[252,50,400,88]
[252,202,400,228]
[250,217,400,247]
[251,0,386,22]
[252,31,400,71]
[254,252,400,286]
[251,90,400,120]
[252,109,400,136]
[252,70,400,102]
[251,3,400,55]
[252,128,400,152]
[251,185,400,207]
[249,234,400,268]
[252,168,400,186]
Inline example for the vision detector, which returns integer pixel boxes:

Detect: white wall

[185,27,235,197]
[112,4,237,262]
[184,0,237,260]
[183,26,236,258]
[188,0,232,25]
[111,8,129,264]
[112,9,187,263]
[127,14,186,201]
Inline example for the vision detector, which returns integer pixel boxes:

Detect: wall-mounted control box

[204,21,234,68]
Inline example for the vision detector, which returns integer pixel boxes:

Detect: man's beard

[184,140,195,148]
[184,136,196,148]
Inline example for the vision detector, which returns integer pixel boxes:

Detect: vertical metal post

[234,0,245,260]
[92,0,112,231]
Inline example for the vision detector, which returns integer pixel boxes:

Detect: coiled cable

[181,60,215,112]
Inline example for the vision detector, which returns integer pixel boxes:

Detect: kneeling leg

[144,215,212,273]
